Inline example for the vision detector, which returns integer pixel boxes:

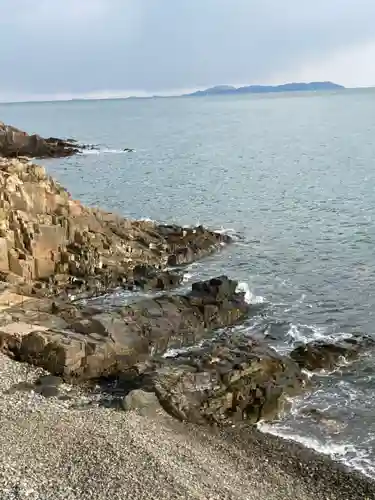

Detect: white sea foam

[80,148,135,155]
[163,341,204,359]
[286,323,353,345]
[138,217,156,223]
[214,226,244,242]
[182,271,199,283]
[235,282,265,305]
[258,422,375,479]
[214,226,237,235]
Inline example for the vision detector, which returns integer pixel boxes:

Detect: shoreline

[0,145,373,497]
[1,352,374,500]
[220,425,375,499]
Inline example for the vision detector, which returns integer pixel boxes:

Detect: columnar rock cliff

[0,156,229,297]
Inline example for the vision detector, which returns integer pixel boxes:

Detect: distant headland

[0,81,346,104]
[184,81,345,97]
[123,81,345,101]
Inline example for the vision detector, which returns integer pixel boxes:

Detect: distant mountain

[186,82,345,97]
[190,85,237,96]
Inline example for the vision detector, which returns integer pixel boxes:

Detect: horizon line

[0,82,373,105]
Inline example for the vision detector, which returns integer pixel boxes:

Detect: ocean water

[1,89,375,477]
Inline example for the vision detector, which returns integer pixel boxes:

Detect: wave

[214,226,237,235]
[80,148,135,155]
[286,323,354,345]
[163,341,204,359]
[258,422,375,479]
[182,271,200,283]
[214,226,244,242]
[138,217,156,223]
[235,281,265,305]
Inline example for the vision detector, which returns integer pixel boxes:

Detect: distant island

[184,81,345,97]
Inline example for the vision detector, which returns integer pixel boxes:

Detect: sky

[1,0,375,101]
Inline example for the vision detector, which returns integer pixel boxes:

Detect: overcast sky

[1,0,375,101]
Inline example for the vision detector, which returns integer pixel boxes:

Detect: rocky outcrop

[0,157,230,297]
[0,121,91,158]
[0,277,250,381]
[290,334,375,371]
[156,224,229,266]
[145,334,306,425]
[0,154,319,430]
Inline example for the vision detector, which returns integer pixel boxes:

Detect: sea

[1,88,375,477]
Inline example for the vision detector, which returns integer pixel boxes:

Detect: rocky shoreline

[0,121,96,158]
[1,351,375,500]
[0,142,374,497]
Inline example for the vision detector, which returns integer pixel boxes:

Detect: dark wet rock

[290,334,375,371]
[35,374,63,387]
[0,121,93,158]
[34,384,60,398]
[10,277,250,381]
[145,333,305,426]
[130,265,183,291]
[158,224,231,266]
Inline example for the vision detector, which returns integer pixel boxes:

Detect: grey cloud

[1,0,375,97]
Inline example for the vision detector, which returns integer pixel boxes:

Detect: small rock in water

[290,334,375,371]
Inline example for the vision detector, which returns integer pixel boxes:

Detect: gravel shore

[0,353,374,500]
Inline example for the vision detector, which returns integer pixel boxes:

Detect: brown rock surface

[0,276,251,380]
[0,121,88,158]
[145,333,306,425]
[0,157,230,297]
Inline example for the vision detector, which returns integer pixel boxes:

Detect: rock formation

[0,157,230,298]
[145,333,306,425]
[0,154,371,431]
[290,334,375,371]
[0,121,90,158]
[0,276,250,381]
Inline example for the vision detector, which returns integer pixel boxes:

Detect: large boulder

[145,334,305,425]
[2,277,251,380]
[290,334,375,371]
[121,389,161,414]
[0,121,87,158]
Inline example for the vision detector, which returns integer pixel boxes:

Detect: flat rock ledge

[0,276,250,381]
[0,274,373,428]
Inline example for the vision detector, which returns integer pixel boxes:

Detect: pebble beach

[1,352,374,500]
